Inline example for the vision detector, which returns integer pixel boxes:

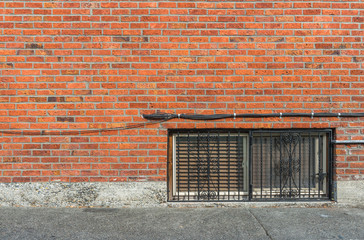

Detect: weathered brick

[0,0,362,183]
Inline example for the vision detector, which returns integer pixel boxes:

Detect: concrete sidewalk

[0,207,363,240]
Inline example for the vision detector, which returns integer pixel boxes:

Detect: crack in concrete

[248,209,273,240]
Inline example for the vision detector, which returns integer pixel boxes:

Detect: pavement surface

[0,206,363,240]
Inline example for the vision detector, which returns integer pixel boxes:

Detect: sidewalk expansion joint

[248,209,273,240]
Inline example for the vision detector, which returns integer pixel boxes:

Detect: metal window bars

[168,129,332,202]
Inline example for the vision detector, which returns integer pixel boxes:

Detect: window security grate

[168,129,333,202]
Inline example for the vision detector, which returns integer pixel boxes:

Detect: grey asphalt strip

[250,207,364,240]
[0,207,363,240]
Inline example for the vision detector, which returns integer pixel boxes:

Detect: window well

[167,129,333,202]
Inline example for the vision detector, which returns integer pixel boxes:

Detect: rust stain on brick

[25,43,43,49]
[338,44,350,49]
[352,57,364,62]
[0,63,13,69]
[315,43,332,49]
[353,17,364,23]
[324,50,340,55]
[268,37,284,42]
[48,97,65,102]
[286,50,302,55]
[47,97,57,102]
[30,97,47,102]
[3,157,21,163]
[57,117,75,122]
[113,37,130,42]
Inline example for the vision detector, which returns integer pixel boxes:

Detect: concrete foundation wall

[0,182,166,208]
[0,181,363,207]
[336,181,364,205]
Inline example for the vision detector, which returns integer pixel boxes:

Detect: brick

[0,0,362,183]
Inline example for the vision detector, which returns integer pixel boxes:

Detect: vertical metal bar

[243,132,247,200]
[167,133,170,201]
[299,133,302,198]
[289,133,292,198]
[217,132,220,200]
[308,132,311,198]
[207,131,210,201]
[270,132,273,199]
[168,133,174,201]
[260,132,263,198]
[197,132,200,201]
[187,132,190,201]
[227,131,231,200]
[318,133,322,198]
[249,131,253,200]
[279,133,282,198]
[328,131,333,200]
[237,131,240,201]
[177,131,180,201]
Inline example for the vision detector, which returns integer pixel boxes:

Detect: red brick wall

[0,0,363,183]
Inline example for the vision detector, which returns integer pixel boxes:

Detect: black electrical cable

[2,112,363,136]
[142,112,364,121]
[0,119,167,136]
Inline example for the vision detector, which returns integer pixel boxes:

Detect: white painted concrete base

[0,181,362,207]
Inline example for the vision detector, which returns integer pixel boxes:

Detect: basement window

[167,129,332,202]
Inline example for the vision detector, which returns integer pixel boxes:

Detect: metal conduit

[143,112,364,145]
[142,112,364,121]
[332,140,364,144]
